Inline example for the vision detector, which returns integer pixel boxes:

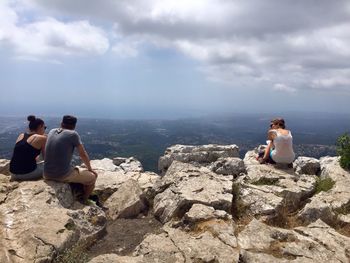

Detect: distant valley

[1,113,349,172]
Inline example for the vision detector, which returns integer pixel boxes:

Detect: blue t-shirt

[44,128,82,178]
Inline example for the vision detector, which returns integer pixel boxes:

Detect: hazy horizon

[1,1,350,118]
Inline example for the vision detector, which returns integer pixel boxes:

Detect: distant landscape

[1,113,349,172]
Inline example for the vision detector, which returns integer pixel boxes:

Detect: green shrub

[314,177,335,194]
[336,133,350,170]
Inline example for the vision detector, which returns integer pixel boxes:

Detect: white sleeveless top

[270,129,295,164]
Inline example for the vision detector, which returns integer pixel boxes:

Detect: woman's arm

[263,130,276,160]
[40,136,47,159]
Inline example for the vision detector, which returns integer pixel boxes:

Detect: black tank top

[10,133,41,174]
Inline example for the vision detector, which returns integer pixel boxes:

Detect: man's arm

[77,144,97,176]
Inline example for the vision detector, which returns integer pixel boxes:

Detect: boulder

[158,144,239,173]
[134,233,185,263]
[113,157,128,166]
[90,158,122,172]
[134,224,239,263]
[184,204,231,223]
[119,157,144,173]
[153,161,233,223]
[294,156,320,175]
[298,157,350,225]
[104,179,146,220]
[0,180,106,262]
[93,168,159,203]
[239,150,316,218]
[210,157,246,176]
[238,219,350,262]
[0,159,10,175]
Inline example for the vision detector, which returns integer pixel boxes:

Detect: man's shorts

[45,167,97,186]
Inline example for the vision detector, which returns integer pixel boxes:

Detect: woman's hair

[271,118,286,129]
[27,115,44,131]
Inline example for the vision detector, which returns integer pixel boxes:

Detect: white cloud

[3,0,350,93]
[112,42,139,58]
[0,1,109,59]
[273,83,297,93]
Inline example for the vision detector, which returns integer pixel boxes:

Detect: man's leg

[63,168,97,202]
[79,170,97,201]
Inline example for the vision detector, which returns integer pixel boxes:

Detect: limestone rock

[240,150,315,218]
[93,170,134,201]
[93,169,159,203]
[134,232,185,263]
[0,180,106,263]
[90,158,122,172]
[184,204,231,223]
[210,157,246,176]
[238,219,350,262]
[134,225,239,263]
[298,156,350,224]
[89,254,143,263]
[119,157,144,173]
[113,157,128,166]
[0,159,10,175]
[104,179,146,220]
[158,144,239,173]
[153,161,233,223]
[240,250,291,263]
[294,156,320,175]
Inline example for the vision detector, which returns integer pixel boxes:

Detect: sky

[0,0,350,119]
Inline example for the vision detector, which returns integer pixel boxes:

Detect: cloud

[273,83,297,93]
[4,0,350,93]
[0,1,109,59]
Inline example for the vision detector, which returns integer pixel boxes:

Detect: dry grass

[53,243,89,263]
[193,219,231,237]
[251,177,279,186]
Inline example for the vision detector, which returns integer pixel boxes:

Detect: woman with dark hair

[9,115,47,180]
[258,118,295,165]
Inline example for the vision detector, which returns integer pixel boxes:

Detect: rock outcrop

[240,149,316,218]
[158,144,239,174]
[2,146,350,263]
[0,159,10,175]
[153,161,233,223]
[298,156,350,225]
[293,156,320,175]
[0,176,106,263]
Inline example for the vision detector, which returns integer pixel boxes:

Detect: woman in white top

[259,118,295,165]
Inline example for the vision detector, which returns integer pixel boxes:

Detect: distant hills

[1,113,349,172]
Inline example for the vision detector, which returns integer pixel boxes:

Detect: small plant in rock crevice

[314,177,335,194]
[336,133,350,170]
[53,243,89,263]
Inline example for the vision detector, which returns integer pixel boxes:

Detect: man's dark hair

[61,115,77,130]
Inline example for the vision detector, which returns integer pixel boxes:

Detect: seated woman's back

[9,116,46,178]
[10,133,43,174]
[268,119,295,164]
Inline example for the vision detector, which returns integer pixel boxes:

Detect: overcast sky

[1,0,350,119]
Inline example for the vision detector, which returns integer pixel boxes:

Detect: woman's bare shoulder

[16,133,25,143]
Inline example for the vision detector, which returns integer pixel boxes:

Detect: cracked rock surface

[2,146,350,263]
[0,180,106,263]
